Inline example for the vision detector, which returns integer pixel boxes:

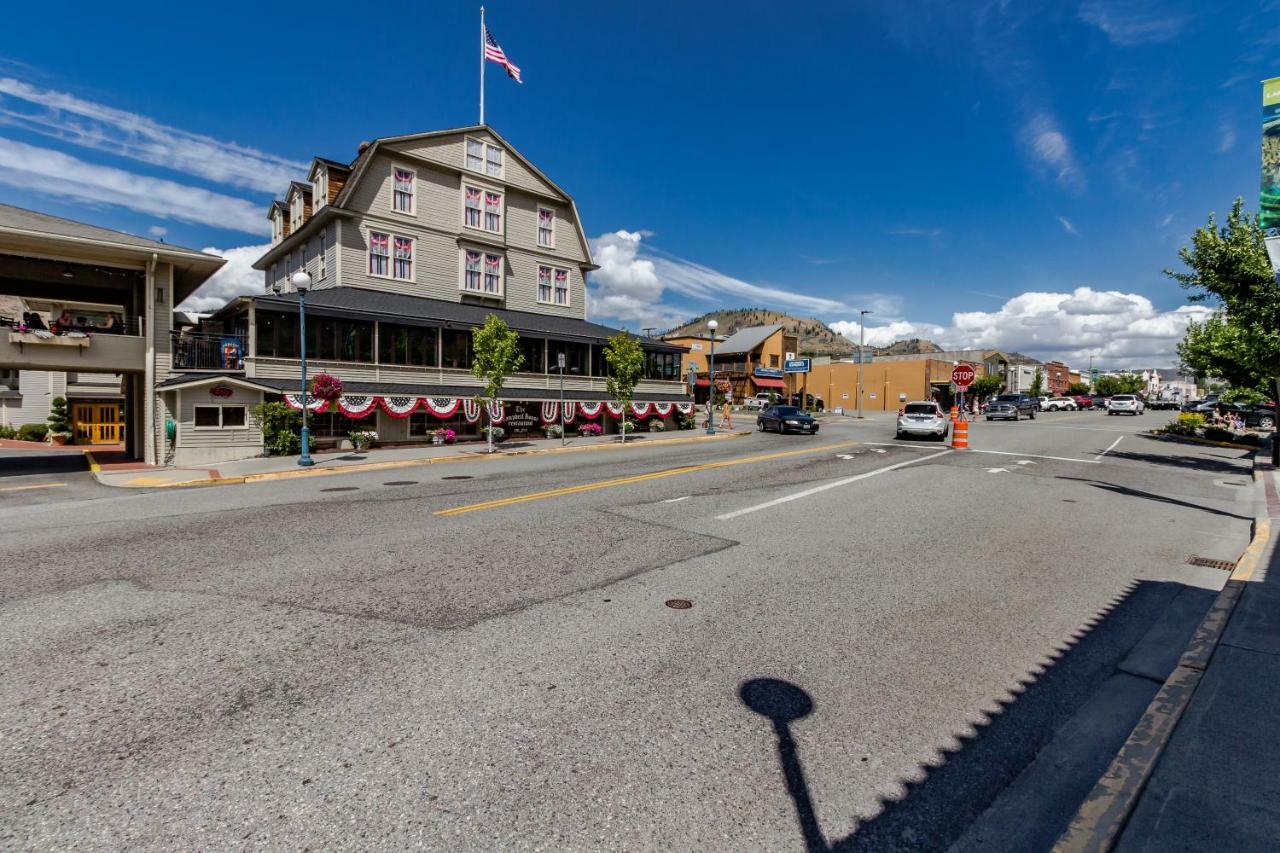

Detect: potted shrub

[46,396,72,445]
[651,419,666,433]
[543,423,563,439]
[441,428,456,445]
[579,422,602,437]
[349,429,377,452]
[621,419,637,435]
[482,425,506,443]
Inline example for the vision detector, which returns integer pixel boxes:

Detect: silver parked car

[896,401,949,440]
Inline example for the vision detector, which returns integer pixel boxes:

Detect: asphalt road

[0,448,116,507]
[0,411,1259,850]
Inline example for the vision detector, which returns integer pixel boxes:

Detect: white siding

[174,384,264,465]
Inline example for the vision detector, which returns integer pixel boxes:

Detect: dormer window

[466,137,504,178]
[314,170,328,210]
[290,193,304,231]
[392,166,415,214]
[271,210,283,244]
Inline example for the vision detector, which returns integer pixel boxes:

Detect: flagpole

[479,6,486,125]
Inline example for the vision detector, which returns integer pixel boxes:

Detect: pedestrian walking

[719,399,734,430]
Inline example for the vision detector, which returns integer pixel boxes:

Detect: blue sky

[0,0,1275,367]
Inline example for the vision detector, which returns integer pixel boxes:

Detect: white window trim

[318,231,327,279]
[459,246,504,298]
[390,163,416,216]
[537,205,556,249]
[461,182,504,235]
[535,266,570,308]
[464,136,504,180]
[367,230,414,282]
[193,404,247,430]
[314,170,328,210]
[290,192,304,231]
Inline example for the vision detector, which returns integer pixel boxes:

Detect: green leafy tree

[604,331,645,444]
[471,315,524,453]
[46,396,71,435]
[1029,368,1045,397]
[1094,375,1144,396]
[969,374,1004,401]
[1065,381,1091,396]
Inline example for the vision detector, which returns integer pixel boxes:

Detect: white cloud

[1079,1,1191,46]
[831,286,1213,368]
[0,77,306,193]
[178,244,270,312]
[887,227,943,238]
[148,225,167,238]
[1023,113,1083,190]
[587,230,862,330]
[0,137,268,235]
[1058,216,1078,234]
[1217,120,1237,153]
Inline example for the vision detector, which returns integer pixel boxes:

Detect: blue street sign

[754,367,785,379]
[784,358,811,373]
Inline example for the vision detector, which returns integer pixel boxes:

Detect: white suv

[1107,394,1144,416]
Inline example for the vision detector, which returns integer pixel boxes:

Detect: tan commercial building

[665,324,799,404]
[809,356,983,412]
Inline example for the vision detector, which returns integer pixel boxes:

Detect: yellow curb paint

[435,441,858,517]
[123,476,180,487]
[0,482,66,493]
[83,450,101,473]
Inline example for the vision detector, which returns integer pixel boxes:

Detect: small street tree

[969,374,1003,403]
[1093,374,1143,396]
[1029,368,1045,398]
[471,315,523,453]
[46,396,71,440]
[604,331,645,443]
[1065,381,1091,396]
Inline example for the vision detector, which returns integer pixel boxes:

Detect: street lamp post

[706,319,718,435]
[857,309,872,419]
[291,271,314,467]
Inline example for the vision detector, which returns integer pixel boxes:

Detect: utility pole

[857,309,872,419]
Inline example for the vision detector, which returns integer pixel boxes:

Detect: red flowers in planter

[310,373,344,402]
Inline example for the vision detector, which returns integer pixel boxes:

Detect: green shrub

[250,401,311,456]
[46,396,71,435]
[482,425,506,443]
[650,419,666,432]
[0,425,15,440]
[1161,413,1203,436]
[678,414,696,430]
[17,423,48,442]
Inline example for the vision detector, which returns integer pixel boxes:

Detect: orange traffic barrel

[950,405,959,422]
[952,419,969,449]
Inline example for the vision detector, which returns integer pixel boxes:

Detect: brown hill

[873,338,943,356]
[663,308,855,357]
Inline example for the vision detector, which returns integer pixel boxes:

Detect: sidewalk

[91,425,755,488]
[1058,455,1280,851]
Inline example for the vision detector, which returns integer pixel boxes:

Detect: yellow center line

[434,441,859,517]
[0,482,66,493]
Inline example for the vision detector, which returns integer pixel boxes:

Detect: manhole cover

[442,475,473,480]
[320,486,359,493]
[383,480,418,486]
[665,599,693,610]
[1187,556,1236,571]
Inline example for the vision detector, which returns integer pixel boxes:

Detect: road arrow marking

[1016,460,1037,466]
[872,449,887,454]
[986,467,1009,474]
[837,454,856,459]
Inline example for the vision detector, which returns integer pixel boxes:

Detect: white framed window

[268,264,277,292]
[539,265,570,306]
[314,170,328,210]
[194,405,246,429]
[392,166,415,214]
[464,186,482,229]
[393,236,413,280]
[462,249,503,296]
[271,211,283,243]
[290,193,304,231]
[368,231,390,277]
[538,206,555,248]
[484,190,503,233]
[318,231,327,279]
[465,136,504,179]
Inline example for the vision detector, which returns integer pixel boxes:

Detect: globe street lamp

[291,270,314,467]
[706,319,718,435]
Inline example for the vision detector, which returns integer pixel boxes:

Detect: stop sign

[951,365,976,388]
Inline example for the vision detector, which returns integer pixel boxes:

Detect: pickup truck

[986,393,1038,421]
[743,393,774,410]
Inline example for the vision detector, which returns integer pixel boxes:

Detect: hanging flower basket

[310,373,344,402]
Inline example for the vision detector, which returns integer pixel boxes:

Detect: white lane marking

[662,496,691,503]
[865,441,952,451]
[986,467,1009,474]
[1016,460,1037,466]
[837,453,856,459]
[968,449,1101,464]
[1096,436,1124,461]
[716,450,952,521]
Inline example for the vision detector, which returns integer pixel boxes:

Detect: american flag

[484,27,522,83]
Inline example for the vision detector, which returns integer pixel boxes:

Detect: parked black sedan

[757,405,819,434]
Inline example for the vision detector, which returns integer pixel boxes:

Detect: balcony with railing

[2,314,146,373]
[171,332,246,372]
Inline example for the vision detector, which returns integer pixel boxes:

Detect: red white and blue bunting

[577,401,603,420]
[652,402,674,418]
[462,399,482,423]
[604,401,625,418]
[630,402,653,419]
[540,402,559,424]
[337,395,378,418]
[561,403,576,425]
[422,397,461,418]
[379,396,420,418]
[675,402,694,415]
[283,394,329,413]
[486,401,506,424]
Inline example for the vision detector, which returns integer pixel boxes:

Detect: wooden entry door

[72,402,124,444]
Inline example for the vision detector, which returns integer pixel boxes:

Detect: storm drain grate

[320,486,359,493]
[1187,556,1237,571]
[665,599,693,610]
[441,475,472,480]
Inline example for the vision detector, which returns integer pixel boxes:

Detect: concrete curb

[1145,432,1263,451]
[1053,450,1272,853]
[101,430,751,490]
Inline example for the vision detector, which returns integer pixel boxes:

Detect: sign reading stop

[951,365,976,388]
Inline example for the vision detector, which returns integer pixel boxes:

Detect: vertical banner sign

[1263,77,1280,234]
